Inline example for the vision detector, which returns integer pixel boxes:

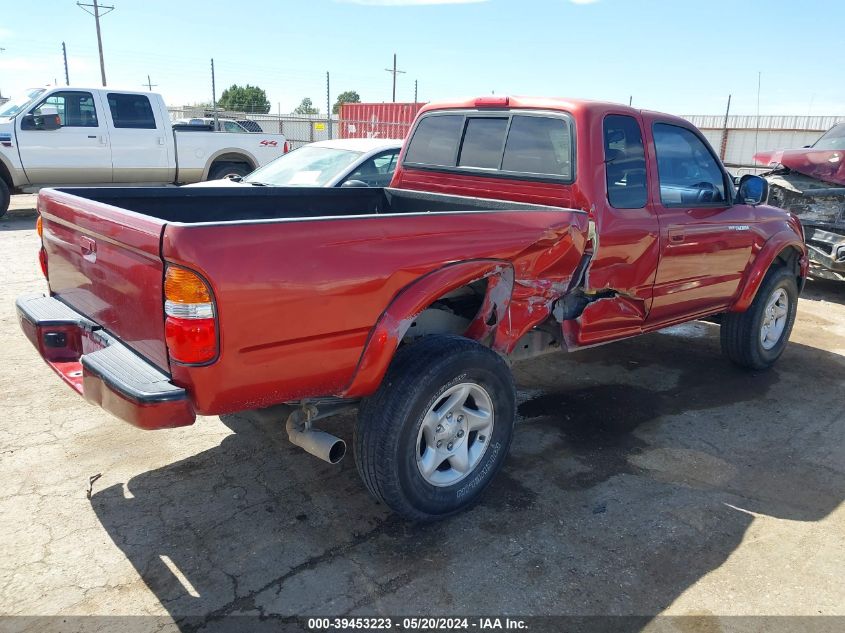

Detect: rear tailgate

[39,188,170,371]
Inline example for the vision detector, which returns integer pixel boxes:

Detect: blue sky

[1,0,842,116]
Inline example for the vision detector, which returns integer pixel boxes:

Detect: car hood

[754,147,845,187]
[183,178,252,188]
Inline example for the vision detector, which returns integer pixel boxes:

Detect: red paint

[754,148,845,187]
[40,190,170,370]
[161,209,588,414]
[81,370,195,430]
[22,96,807,430]
[338,102,424,139]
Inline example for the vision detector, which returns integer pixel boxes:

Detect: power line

[77,0,115,86]
[384,53,405,103]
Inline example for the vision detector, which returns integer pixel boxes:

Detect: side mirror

[21,113,62,131]
[41,113,61,131]
[737,174,768,206]
[340,179,369,188]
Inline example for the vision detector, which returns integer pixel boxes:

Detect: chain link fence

[167,106,414,150]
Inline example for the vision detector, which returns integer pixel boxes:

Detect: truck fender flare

[731,230,807,312]
[202,148,259,180]
[0,153,21,189]
[341,259,514,398]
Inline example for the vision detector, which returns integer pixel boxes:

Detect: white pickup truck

[0,87,288,216]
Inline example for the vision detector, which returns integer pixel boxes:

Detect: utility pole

[143,75,157,91]
[326,71,332,139]
[628,95,632,106]
[719,94,731,161]
[384,53,405,103]
[62,42,70,85]
[77,0,114,87]
[211,58,218,130]
[754,71,761,159]
[414,80,418,105]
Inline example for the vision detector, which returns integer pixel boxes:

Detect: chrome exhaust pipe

[286,407,346,464]
[288,427,346,464]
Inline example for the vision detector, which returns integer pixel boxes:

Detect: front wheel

[721,266,798,370]
[354,335,516,521]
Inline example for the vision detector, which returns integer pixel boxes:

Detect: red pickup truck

[18,96,808,521]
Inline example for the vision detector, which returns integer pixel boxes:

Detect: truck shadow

[90,323,845,631]
[801,277,845,303]
[0,214,37,232]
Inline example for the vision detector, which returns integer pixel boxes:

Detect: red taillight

[165,317,217,364]
[36,215,47,278]
[38,247,48,278]
[283,141,290,153]
[164,265,218,364]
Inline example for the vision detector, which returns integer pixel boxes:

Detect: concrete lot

[1,195,844,631]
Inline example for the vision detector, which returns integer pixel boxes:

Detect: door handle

[668,228,685,243]
[80,236,96,256]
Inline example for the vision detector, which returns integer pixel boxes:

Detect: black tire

[0,179,10,219]
[207,162,251,181]
[354,335,516,521]
[721,266,798,370]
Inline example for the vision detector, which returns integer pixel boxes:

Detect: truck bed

[37,185,589,416]
[55,186,550,224]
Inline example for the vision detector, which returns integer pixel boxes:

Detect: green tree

[293,97,320,115]
[217,84,270,114]
[332,90,361,115]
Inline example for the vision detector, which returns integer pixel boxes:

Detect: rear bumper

[16,294,196,430]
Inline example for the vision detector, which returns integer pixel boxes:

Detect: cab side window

[653,123,726,206]
[107,93,157,129]
[603,115,647,209]
[30,91,98,127]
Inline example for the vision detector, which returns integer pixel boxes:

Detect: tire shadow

[89,323,845,631]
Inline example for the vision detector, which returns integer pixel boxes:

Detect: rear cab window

[404,110,574,182]
[603,114,647,209]
[107,93,157,129]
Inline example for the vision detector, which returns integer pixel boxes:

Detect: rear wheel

[0,179,10,219]
[207,162,251,181]
[721,266,798,369]
[354,335,516,521]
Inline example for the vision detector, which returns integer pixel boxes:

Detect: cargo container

[339,102,424,140]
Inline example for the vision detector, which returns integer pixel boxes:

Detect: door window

[343,150,401,187]
[29,91,98,127]
[604,115,647,209]
[653,123,726,206]
[107,93,157,129]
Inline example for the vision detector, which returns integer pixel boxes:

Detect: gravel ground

[1,195,843,632]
